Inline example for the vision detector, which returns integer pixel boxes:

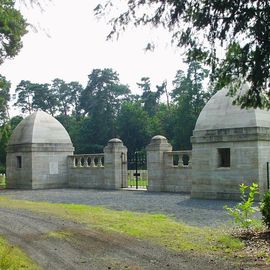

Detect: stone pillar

[104,138,128,189]
[146,135,172,191]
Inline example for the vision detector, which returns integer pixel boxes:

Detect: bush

[0,165,5,174]
[260,191,270,229]
[224,183,259,230]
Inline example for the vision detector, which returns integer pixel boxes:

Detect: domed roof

[9,110,73,145]
[195,87,270,131]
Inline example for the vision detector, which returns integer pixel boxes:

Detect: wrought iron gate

[127,151,148,189]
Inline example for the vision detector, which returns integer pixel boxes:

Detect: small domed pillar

[104,138,127,189]
[146,135,172,191]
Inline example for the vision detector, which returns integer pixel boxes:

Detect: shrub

[0,165,5,174]
[260,191,270,229]
[224,183,259,230]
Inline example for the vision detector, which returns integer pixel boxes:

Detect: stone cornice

[191,127,270,144]
[7,143,74,153]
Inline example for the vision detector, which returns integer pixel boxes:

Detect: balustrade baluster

[179,154,184,167]
[188,154,192,166]
[78,157,83,167]
[97,156,103,167]
[83,156,88,167]
[90,157,96,167]
[70,154,104,168]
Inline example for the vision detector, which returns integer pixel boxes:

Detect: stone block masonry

[68,139,128,189]
[146,135,192,193]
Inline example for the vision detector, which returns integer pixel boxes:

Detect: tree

[0,75,10,125]
[51,79,71,116]
[79,68,130,151]
[171,61,210,116]
[80,68,130,117]
[116,102,151,153]
[137,77,165,116]
[170,62,211,149]
[0,0,28,65]
[14,80,34,114]
[56,114,82,152]
[67,81,83,118]
[50,79,83,117]
[32,83,58,116]
[96,0,270,108]
[0,75,11,172]
[15,81,58,116]
[0,115,22,173]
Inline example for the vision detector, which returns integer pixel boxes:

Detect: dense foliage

[95,0,270,109]
[0,0,27,64]
[0,63,211,170]
[260,191,270,229]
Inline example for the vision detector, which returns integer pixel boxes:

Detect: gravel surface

[0,208,236,270]
[1,189,237,227]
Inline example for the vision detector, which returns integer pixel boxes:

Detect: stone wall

[191,127,270,199]
[68,139,128,190]
[6,144,73,189]
[68,154,105,189]
[6,151,33,189]
[146,136,192,193]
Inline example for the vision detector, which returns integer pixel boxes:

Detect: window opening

[218,148,230,167]
[16,156,22,168]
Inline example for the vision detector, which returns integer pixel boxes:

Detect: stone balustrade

[68,138,128,190]
[164,150,192,168]
[69,154,104,168]
[146,135,192,193]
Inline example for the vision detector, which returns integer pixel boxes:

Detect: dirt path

[0,207,237,270]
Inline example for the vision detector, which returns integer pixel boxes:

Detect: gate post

[146,135,172,191]
[104,138,128,189]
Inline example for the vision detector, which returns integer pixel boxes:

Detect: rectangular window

[218,148,230,167]
[16,156,22,168]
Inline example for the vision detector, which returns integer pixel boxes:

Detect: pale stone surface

[6,110,74,189]
[103,138,128,189]
[67,150,127,190]
[9,110,72,145]
[6,111,128,190]
[195,86,270,131]
[191,87,270,199]
[68,166,105,189]
[146,137,192,193]
[7,87,270,200]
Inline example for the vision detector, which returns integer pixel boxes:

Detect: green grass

[0,175,6,189]
[127,178,148,188]
[127,170,148,188]
[0,235,40,270]
[0,196,243,255]
[45,230,72,240]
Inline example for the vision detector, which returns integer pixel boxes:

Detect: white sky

[1,0,186,111]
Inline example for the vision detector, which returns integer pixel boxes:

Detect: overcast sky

[1,0,185,104]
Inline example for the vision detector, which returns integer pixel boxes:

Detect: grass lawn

[0,235,40,270]
[127,170,148,188]
[0,196,242,254]
[0,175,6,189]
[0,195,269,269]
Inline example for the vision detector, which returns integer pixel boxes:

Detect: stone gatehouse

[6,87,270,199]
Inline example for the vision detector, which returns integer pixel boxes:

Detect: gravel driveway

[1,189,236,227]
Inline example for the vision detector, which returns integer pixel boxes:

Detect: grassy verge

[0,235,40,270]
[127,178,148,188]
[0,196,242,255]
[127,170,148,188]
[0,175,6,189]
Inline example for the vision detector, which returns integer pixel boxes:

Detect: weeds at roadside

[0,236,40,270]
[224,183,270,268]
[0,196,242,255]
